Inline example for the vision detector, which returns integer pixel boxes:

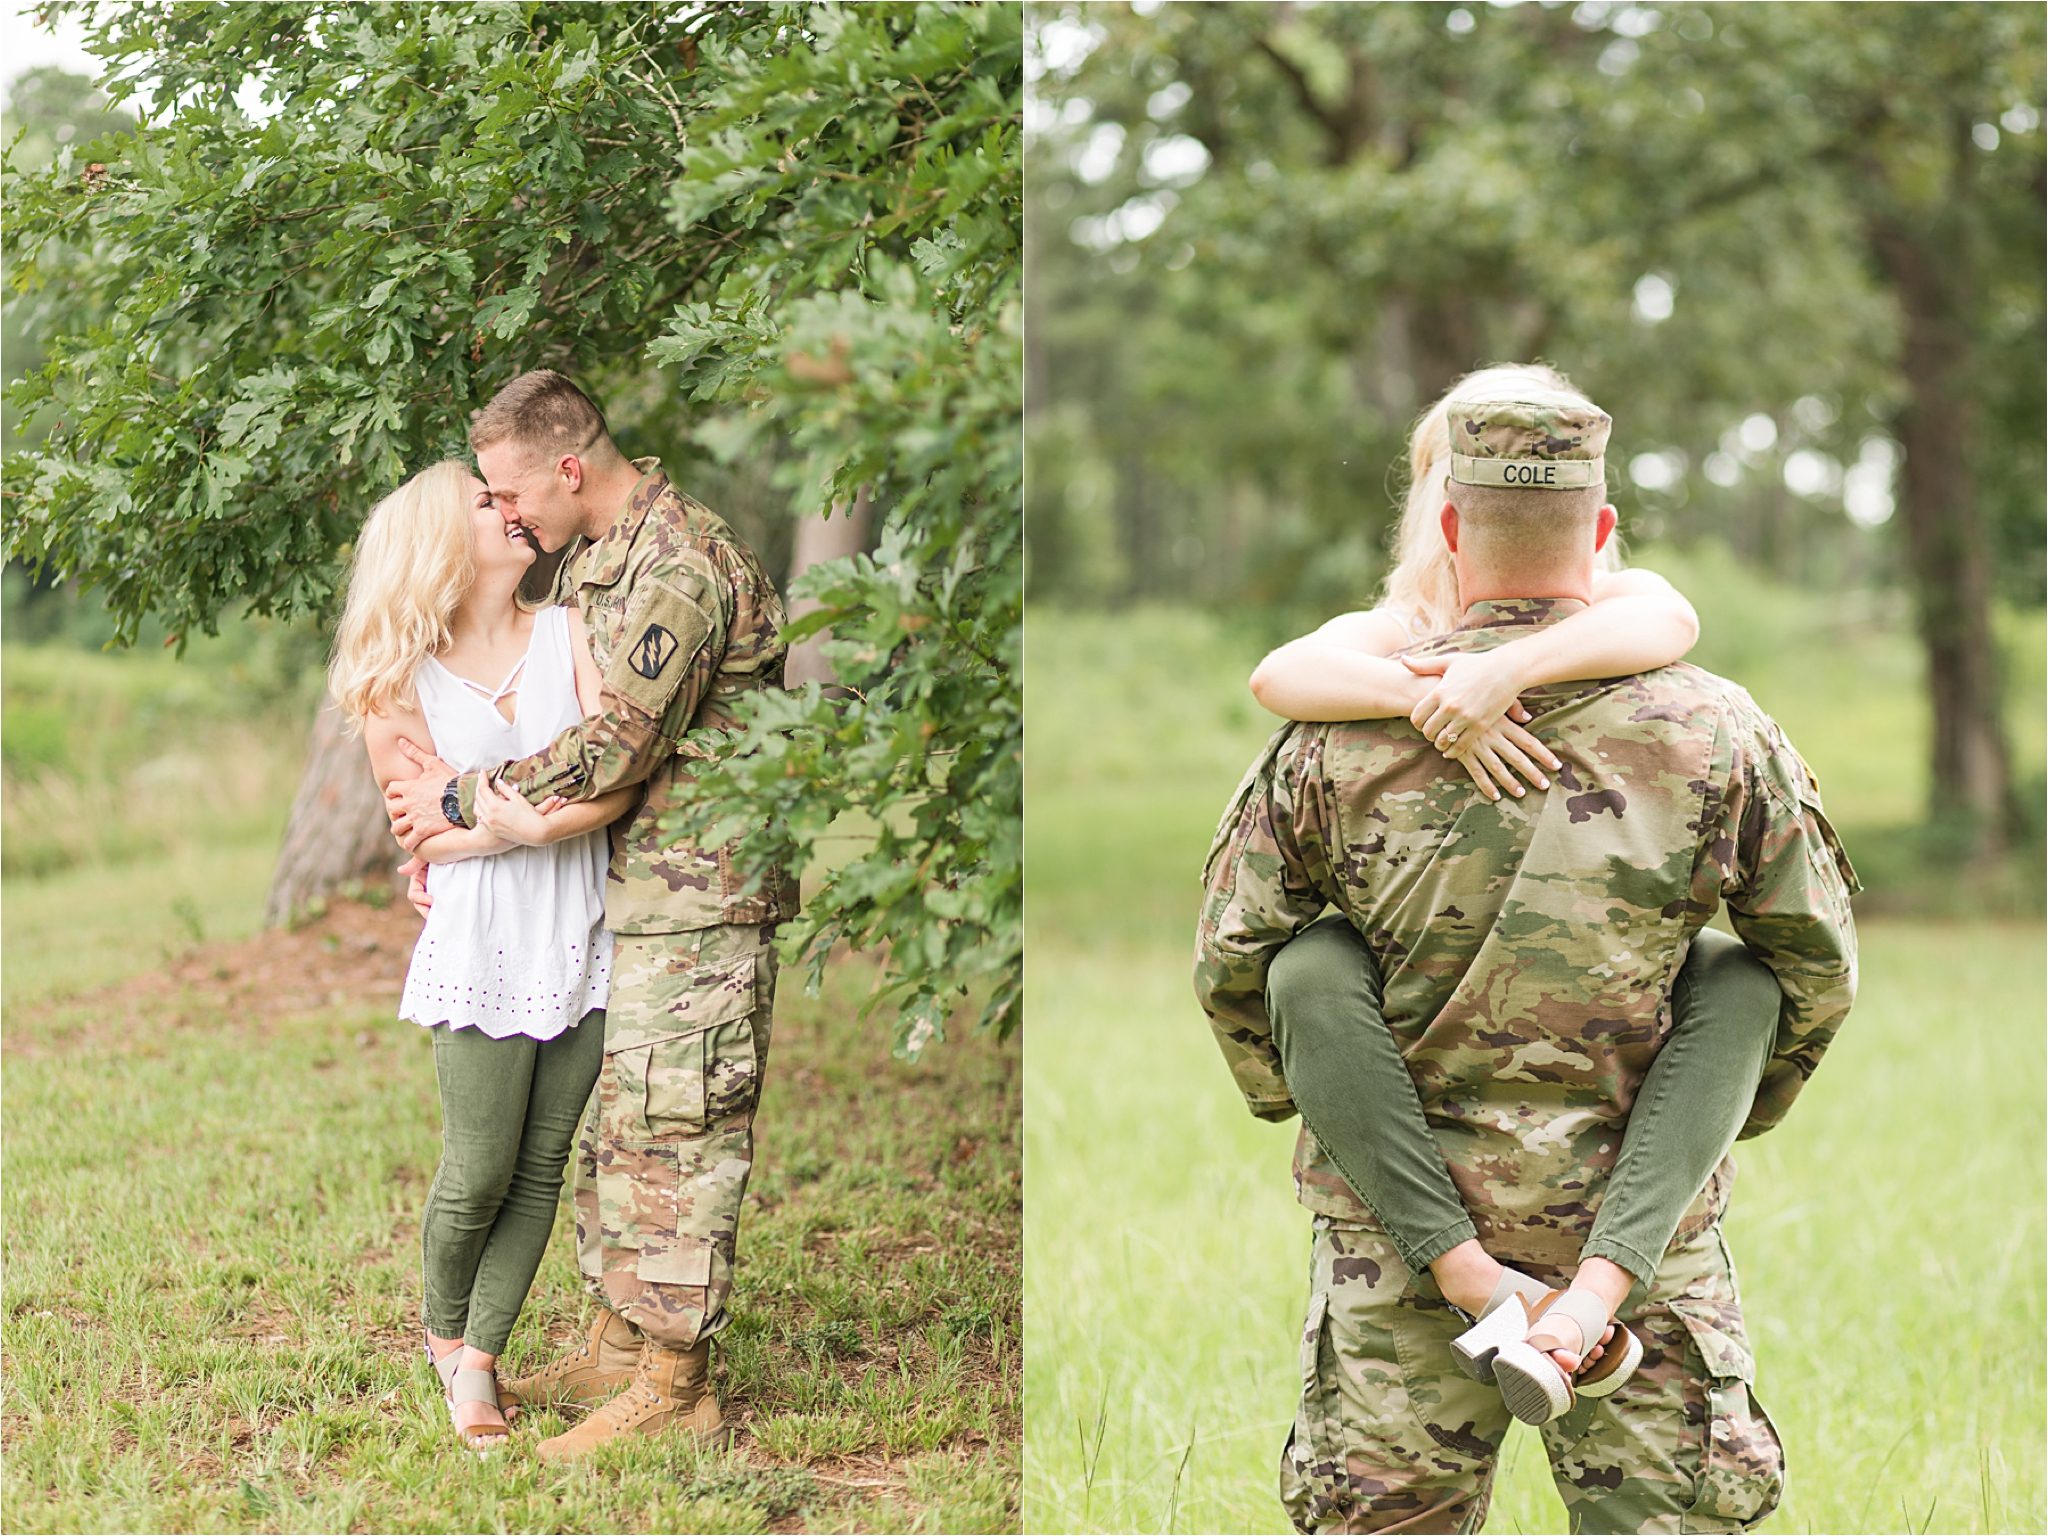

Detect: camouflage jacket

[1193,598,1860,1265]
[454,460,798,935]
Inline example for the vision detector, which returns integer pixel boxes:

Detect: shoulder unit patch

[631,622,680,680]
[602,574,714,719]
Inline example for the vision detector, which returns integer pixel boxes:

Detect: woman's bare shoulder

[1590,565,1680,600]
[1300,607,1417,655]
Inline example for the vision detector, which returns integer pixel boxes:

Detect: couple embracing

[1198,366,1861,1532]
[331,370,793,1456]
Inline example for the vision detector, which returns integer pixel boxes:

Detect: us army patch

[631,623,679,680]
[604,577,711,716]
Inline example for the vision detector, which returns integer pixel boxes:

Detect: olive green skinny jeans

[421,1010,605,1355]
[1266,920,1780,1285]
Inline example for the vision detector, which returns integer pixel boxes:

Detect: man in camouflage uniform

[387,370,796,1459]
[1194,385,1859,1533]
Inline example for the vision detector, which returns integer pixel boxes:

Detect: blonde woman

[1249,365,1786,1424]
[331,460,635,1450]
[1252,362,1702,798]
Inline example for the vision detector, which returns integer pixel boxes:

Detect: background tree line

[1025,0,2043,859]
[5,1,1022,1051]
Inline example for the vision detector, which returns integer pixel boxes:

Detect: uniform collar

[574,457,666,589]
[1453,596,1589,632]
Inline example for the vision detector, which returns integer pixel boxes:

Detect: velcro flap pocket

[1298,1289,1330,1390]
[604,576,712,717]
[606,953,757,1052]
[1669,1293,1783,1524]
[637,1230,714,1288]
[611,954,762,1139]
[1668,1293,1755,1382]
[1292,1289,1335,1470]
[668,952,757,1033]
[1799,780,1862,897]
[595,1143,714,1287]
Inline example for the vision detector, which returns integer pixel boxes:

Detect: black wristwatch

[441,777,467,830]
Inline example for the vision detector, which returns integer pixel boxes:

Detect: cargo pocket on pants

[608,955,760,1141]
[643,1016,761,1137]
[1281,1290,1342,1532]
[1668,1295,1785,1531]
[595,1141,714,1287]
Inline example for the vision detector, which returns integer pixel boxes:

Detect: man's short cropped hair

[469,370,610,458]
[1447,478,1608,564]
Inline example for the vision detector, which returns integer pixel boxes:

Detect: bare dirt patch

[4,899,423,1057]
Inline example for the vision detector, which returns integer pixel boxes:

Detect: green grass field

[1,615,313,1004]
[2,915,1020,1534]
[1,625,1021,1533]
[1022,600,2046,1534]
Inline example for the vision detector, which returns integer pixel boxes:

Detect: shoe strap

[1577,1321,1639,1386]
[427,1341,464,1394]
[1480,1268,1554,1322]
[452,1368,500,1407]
[1531,1289,1612,1356]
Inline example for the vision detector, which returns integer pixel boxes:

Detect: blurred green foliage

[1024,1,2043,842]
[0,67,133,452]
[0,593,319,880]
[1025,0,2042,612]
[2,2,1021,1051]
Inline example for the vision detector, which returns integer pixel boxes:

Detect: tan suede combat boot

[498,1309,642,1411]
[534,1339,726,1462]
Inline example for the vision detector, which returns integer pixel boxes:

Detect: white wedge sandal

[1448,1269,1555,1381]
[1489,1288,1644,1426]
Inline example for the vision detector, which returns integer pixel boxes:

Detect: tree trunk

[264,700,404,925]
[1871,213,2016,855]
[784,488,872,690]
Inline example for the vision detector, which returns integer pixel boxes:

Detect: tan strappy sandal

[1490,1288,1644,1425]
[427,1339,464,1412]
[448,1366,511,1454]
[427,1339,513,1450]
[1449,1269,1555,1381]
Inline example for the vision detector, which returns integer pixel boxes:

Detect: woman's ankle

[1428,1240,1506,1317]
[1528,1258,1636,1362]
[1567,1257,1636,1317]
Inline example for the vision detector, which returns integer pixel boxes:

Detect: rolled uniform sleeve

[455,560,725,823]
[1706,715,1862,1139]
[1192,727,1337,1123]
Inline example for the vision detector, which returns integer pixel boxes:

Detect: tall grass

[1,607,323,1002]
[2,943,1021,1533]
[1022,594,2045,1534]
[2,626,315,881]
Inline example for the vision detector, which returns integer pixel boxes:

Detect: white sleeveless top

[400,605,613,1039]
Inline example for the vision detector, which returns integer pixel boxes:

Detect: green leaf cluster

[648,3,1023,1054]
[1026,1,2043,614]
[3,1,1022,1053]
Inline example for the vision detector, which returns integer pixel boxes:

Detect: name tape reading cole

[1450,452,1606,489]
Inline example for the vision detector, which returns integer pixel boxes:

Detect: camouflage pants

[1282,1220,1783,1534]
[572,923,778,1350]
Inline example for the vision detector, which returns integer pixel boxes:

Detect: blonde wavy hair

[329,459,478,728]
[1379,362,1624,638]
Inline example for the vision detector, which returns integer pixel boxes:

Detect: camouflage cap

[1447,384,1611,491]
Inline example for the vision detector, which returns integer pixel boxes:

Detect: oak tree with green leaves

[1028,0,2041,854]
[4,0,1021,1051]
